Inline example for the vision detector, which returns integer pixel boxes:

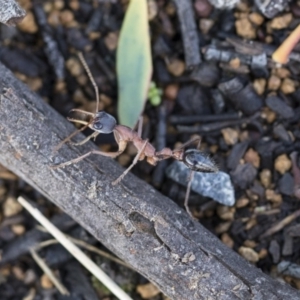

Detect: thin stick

[77,52,100,112]
[18,196,133,300]
[36,236,134,271]
[184,171,194,218]
[30,248,70,295]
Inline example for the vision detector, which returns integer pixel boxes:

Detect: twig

[30,248,70,295]
[18,196,133,300]
[260,209,300,239]
[0,0,26,26]
[272,25,300,64]
[172,0,201,68]
[36,236,135,271]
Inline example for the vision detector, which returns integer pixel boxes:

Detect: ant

[52,53,218,217]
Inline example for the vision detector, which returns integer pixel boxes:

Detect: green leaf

[117,0,152,128]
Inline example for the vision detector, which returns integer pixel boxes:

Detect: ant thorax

[91,111,117,133]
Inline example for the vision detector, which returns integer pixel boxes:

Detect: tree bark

[0,62,299,299]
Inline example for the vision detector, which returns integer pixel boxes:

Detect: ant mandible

[52,53,218,216]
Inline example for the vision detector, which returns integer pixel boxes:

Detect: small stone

[270,13,292,29]
[54,0,65,10]
[59,10,74,26]
[269,240,280,263]
[221,128,239,145]
[238,246,259,262]
[235,18,256,39]
[236,197,249,208]
[66,57,82,77]
[166,59,185,76]
[275,154,292,174]
[229,58,241,69]
[261,107,276,123]
[104,32,119,51]
[11,225,25,235]
[260,169,272,188]
[244,148,260,168]
[166,161,235,206]
[40,274,53,289]
[69,0,80,10]
[276,68,290,79]
[281,78,296,94]
[249,12,264,25]
[137,283,160,299]
[17,12,38,34]
[231,163,257,189]
[221,233,234,248]
[215,221,232,234]
[199,19,214,34]
[216,206,235,220]
[266,95,295,119]
[26,78,43,92]
[3,197,22,217]
[194,0,213,17]
[258,248,268,259]
[278,173,294,196]
[12,266,25,280]
[164,84,179,101]
[267,75,281,91]
[253,78,266,95]
[265,189,283,204]
[148,0,158,20]
[243,240,257,248]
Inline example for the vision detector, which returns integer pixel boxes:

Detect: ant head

[183,149,218,173]
[91,111,117,133]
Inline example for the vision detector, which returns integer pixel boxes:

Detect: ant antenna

[77,52,100,113]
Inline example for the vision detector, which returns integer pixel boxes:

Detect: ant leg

[70,131,99,146]
[112,139,148,186]
[184,139,201,218]
[53,122,91,153]
[184,170,194,218]
[137,116,143,138]
[175,137,202,151]
[51,140,128,169]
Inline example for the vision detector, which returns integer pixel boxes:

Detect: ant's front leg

[69,131,99,146]
[51,140,128,169]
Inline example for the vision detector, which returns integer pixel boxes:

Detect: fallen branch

[0,0,26,26]
[0,62,299,299]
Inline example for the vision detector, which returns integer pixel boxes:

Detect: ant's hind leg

[69,132,99,146]
[112,139,148,186]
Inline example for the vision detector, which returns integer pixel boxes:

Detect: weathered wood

[0,62,299,299]
[0,0,26,26]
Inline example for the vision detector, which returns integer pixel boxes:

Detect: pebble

[166,161,235,206]
[216,206,235,220]
[235,18,256,39]
[267,75,281,91]
[249,12,264,25]
[253,78,266,95]
[269,13,292,29]
[17,11,38,34]
[278,173,294,196]
[3,197,22,217]
[259,169,272,188]
[280,78,296,94]
[274,154,292,174]
[238,246,259,262]
[40,274,54,289]
[265,189,283,205]
[11,225,26,235]
[266,95,295,119]
[166,59,185,77]
[137,283,160,299]
[199,19,215,34]
[244,148,260,168]
[221,128,239,145]
[194,0,213,17]
[104,32,119,51]
[231,163,257,190]
[236,197,249,208]
[221,233,234,248]
[164,84,179,101]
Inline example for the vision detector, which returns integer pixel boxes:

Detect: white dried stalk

[0,0,26,26]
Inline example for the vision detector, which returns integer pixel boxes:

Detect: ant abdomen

[183,149,218,173]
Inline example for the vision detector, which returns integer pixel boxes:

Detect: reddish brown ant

[52,53,218,216]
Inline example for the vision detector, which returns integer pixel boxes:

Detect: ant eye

[93,121,103,130]
[183,149,218,173]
